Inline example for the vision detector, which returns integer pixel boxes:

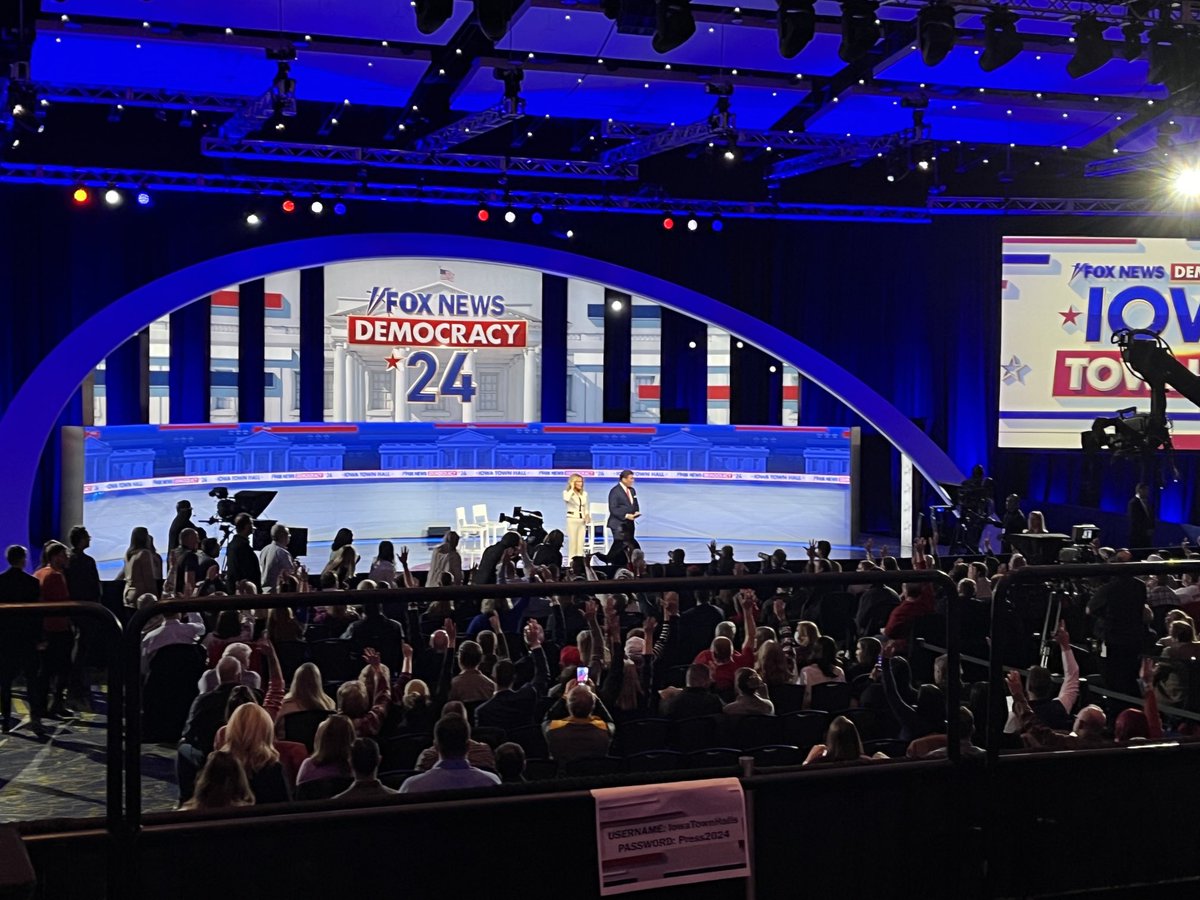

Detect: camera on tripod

[1057,524,1100,564]
[203,487,307,557]
[499,506,547,546]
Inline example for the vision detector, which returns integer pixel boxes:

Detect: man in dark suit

[177,656,256,801]
[224,513,261,593]
[1128,482,1155,552]
[168,499,197,556]
[606,469,641,563]
[0,545,45,734]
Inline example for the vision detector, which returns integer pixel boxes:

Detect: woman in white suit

[563,474,590,562]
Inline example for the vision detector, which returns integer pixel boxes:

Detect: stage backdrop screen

[81,423,856,577]
[1000,236,1200,449]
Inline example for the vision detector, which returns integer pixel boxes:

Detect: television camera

[203,487,307,557]
[498,506,547,547]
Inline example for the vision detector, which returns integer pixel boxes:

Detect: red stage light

[662,216,675,230]
[72,187,89,204]
[281,198,296,213]
[477,208,489,222]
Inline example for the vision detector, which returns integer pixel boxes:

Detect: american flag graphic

[439,267,455,283]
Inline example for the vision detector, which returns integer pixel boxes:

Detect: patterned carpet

[0,682,179,823]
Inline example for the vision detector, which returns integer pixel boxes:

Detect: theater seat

[779,711,829,751]
[734,715,783,751]
[280,709,333,753]
[563,756,622,777]
[624,750,684,773]
[380,733,431,772]
[809,682,852,713]
[670,715,720,753]
[295,777,353,801]
[523,758,558,781]
[749,744,801,767]
[616,717,670,757]
[769,683,807,715]
[687,748,742,770]
[142,643,205,743]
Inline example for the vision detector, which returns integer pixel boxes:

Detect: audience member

[723,667,774,716]
[296,714,356,785]
[332,738,400,801]
[0,545,44,734]
[400,715,502,793]
[35,541,76,718]
[416,701,495,771]
[181,752,255,811]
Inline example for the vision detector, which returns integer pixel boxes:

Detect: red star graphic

[1059,306,1081,326]
[384,354,402,369]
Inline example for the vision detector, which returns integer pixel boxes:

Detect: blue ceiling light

[136,191,151,206]
[1067,14,1113,79]
[778,0,817,59]
[333,201,347,216]
[653,0,697,54]
[531,210,544,225]
[839,0,881,63]
[918,2,957,67]
[979,6,1023,73]
[414,0,453,34]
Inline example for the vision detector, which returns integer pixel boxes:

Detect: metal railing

[121,567,960,829]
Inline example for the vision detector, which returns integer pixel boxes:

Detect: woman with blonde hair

[1026,511,1048,534]
[182,752,254,810]
[397,678,437,734]
[123,526,160,607]
[295,714,356,785]
[218,703,289,803]
[756,639,796,686]
[562,474,590,562]
[275,662,335,736]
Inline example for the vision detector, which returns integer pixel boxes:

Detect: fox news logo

[364,286,506,317]
[1070,263,1167,281]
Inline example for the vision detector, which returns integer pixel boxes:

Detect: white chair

[472,503,501,545]
[455,506,486,566]
[585,502,609,557]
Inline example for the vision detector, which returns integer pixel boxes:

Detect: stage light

[917,159,930,171]
[917,1,956,66]
[687,217,699,231]
[722,148,738,162]
[979,6,1022,72]
[136,192,151,206]
[414,0,453,34]
[736,341,745,349]
[311,200,324,214]
[504,209,517,224]
[711,217,724,232]
[662,215,675,230]
[281,197,296,213]
[610,299,624,311]
[839,0,882,63]
[531,210,544,225]
[475,0,514,42]
[1121,18,1144,62]
[104,188,122,206]
[1067,14,1112,79]
[477,207,490,222]
[333,201,347,216]
[1172,164,1200,199]
[777,0,816,58]
[688,341,698,348]
[72,187,89,204]
[769,365,778,373]
[652,0,696,54]
[246,212,262,226]
[566,229,575,239]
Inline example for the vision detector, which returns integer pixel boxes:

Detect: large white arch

[0,233,962,551]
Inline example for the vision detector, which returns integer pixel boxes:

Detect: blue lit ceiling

[6,0,1189,200]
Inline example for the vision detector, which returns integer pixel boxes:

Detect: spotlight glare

[281,198,296,213]
[688,340,698,348]
[566,229,575,238]
[711,217,724,232]
[104,188,122,206]
[1173,165,1200,199]
[246,213,262,226]
[611,299,624,311]
[72,187,89,204]
[136,192,151,206]
[662,215,675,230]
[477,207,490,222]
[687,217,699,231]
[531,211,544,225]
[333,202,347,216]
[311,200,324,214]
[504,209,517,223]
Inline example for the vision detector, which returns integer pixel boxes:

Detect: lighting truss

[1083,141,1200,178]
[883,0,1199,25]
[600,120,729,166]
[0,162,1176,219]
[31,83,247,112]
[766,123,931,181]
[601,119,918,153]
[200,137,638,180]
[927,195,1160,215]
[218,88,280,141]
[413,102,526,153]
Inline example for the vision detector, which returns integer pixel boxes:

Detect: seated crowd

[4,515,1200,814]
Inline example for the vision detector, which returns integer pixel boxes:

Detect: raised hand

[1054,620,1070,649]
[643,615,658,636]
[362,647,382,668]
[583,598,598,621]
[806,540,818,559]
[401,642,413,661]
[488,611,502,633]
[1005,669,1026,700]
[708,540,718,557]
[400,546,409,566]
[523,619,544,650]
[772,598,786,622]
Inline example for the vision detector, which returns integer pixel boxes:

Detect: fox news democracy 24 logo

[348,285,527,348]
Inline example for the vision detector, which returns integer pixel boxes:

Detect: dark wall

[3,185,1198,544]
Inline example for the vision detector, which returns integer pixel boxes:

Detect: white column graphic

[392,351,408,422]
[362,365,371,420]
[522,347,539,423]
[900,454,914,559]
[333,343,346,422]
[461,350,476,424]
[344,350,359,422]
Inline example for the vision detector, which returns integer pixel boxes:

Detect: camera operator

[1086,564,1152,697]
[168,500,198,555]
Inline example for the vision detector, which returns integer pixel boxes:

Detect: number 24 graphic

[406,351,477,404]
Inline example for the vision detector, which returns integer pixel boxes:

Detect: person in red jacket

[883,538,937,654]
[34,541,76,719]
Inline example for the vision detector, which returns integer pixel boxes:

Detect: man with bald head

[178,654,260,801]
[542,683,614,772]
[690,592,759,697]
